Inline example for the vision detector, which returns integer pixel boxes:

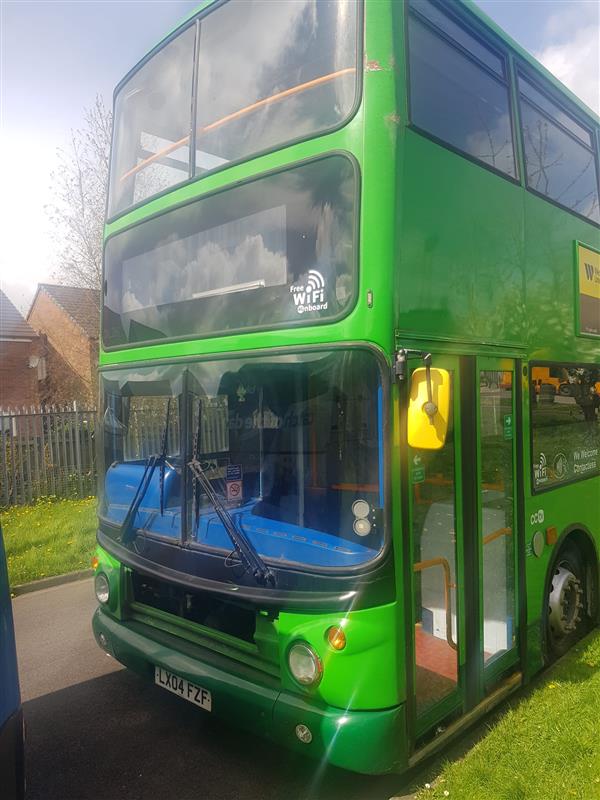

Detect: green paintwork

[96,0,600,774]
[92,603,406,774]
[94,545,125,619]
[275,603,400,710]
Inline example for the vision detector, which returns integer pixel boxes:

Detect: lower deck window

[531,362,600,490]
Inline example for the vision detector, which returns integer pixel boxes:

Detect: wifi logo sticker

[289,270,328,315]
[307,270,325,294]
[534,451,548,484]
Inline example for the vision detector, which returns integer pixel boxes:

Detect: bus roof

[114,0,599,129]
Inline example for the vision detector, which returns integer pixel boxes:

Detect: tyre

[545,544,594,661]
[558,383,572,397]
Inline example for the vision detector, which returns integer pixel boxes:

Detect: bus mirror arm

[394,349,438,423]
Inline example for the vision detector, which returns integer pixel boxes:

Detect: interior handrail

[482,526,512,546]
[413,556,457,652]
[119,66,356,183]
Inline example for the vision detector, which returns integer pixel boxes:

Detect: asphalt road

[12,579,415,800]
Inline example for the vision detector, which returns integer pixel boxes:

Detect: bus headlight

[95,573,110,605]
[353,517,371,536]
[288,642,322,686]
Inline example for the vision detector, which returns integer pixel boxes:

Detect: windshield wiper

[188,458,275,588]
[121,399,172,545]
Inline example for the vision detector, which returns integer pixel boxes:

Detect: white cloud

[0,129,61,310]
[536,10,600,115]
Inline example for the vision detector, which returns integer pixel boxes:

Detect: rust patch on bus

[365,59,383,72]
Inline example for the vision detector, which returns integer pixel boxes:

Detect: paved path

[13,579,416,800]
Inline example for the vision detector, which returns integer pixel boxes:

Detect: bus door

[407,354,465,737]
[477,357,519,692]
[406,355,519,741]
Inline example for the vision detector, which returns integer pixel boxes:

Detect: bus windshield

[108,0,359,217]
[100,349,385,571]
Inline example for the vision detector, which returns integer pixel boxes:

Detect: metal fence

[0,405,97,507]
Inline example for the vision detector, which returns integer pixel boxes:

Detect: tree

[46,95,112,296]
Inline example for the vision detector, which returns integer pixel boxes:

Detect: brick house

[27,284,100,406]
[0,290,44,410]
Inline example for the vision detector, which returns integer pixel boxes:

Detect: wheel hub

[548,566,584,638]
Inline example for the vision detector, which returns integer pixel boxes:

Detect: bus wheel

[546,544,590,661]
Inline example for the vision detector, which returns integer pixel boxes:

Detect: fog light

[326,626,347,651]
[288,642,322,686]
[95,572,110,605]
[295,723,313,744]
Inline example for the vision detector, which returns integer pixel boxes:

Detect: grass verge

[1,497,97,587]
[416,630,600,800]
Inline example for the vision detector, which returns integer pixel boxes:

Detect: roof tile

[0,290,37,340]
[38,284,100,339]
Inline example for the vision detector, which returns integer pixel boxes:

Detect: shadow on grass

[23,668,407,800]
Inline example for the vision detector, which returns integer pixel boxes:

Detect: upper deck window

[518,74,600,224]
[103,156,357,348]
[108,0,359,218]
[408,0,517,179]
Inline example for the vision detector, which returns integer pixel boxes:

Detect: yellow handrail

[413,557,457,651]
[413,527,512,655]
[483,526,512,546]
[120,67,356,183]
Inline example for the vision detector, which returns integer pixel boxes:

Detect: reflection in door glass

[480,371,515,666]
[412,387,458,715]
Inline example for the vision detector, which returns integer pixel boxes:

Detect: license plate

[154,666,212,711]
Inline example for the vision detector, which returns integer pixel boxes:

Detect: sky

[1,0,598,314]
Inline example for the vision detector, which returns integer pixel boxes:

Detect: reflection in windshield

[99,350,385,571]
[108,0,359,217]
[103,157,357,347]
[120,206,287,314]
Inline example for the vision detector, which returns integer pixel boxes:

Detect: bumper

[0,707,25,800]
[93,607,406,774]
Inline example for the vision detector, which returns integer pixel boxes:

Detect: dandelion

[443,792,450,797]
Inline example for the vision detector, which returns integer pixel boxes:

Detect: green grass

[1,497,97,587]
[416,631,600,800]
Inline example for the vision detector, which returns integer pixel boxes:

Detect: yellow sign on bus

[577,242,600,337]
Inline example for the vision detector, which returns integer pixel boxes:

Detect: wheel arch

[543,523,600,630]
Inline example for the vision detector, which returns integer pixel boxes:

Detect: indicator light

[326,626,347,651]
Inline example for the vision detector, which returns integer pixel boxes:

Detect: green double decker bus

[93,0,600,774]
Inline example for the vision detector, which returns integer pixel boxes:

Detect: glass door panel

[479,363,517,674]
[410,359,461,718]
